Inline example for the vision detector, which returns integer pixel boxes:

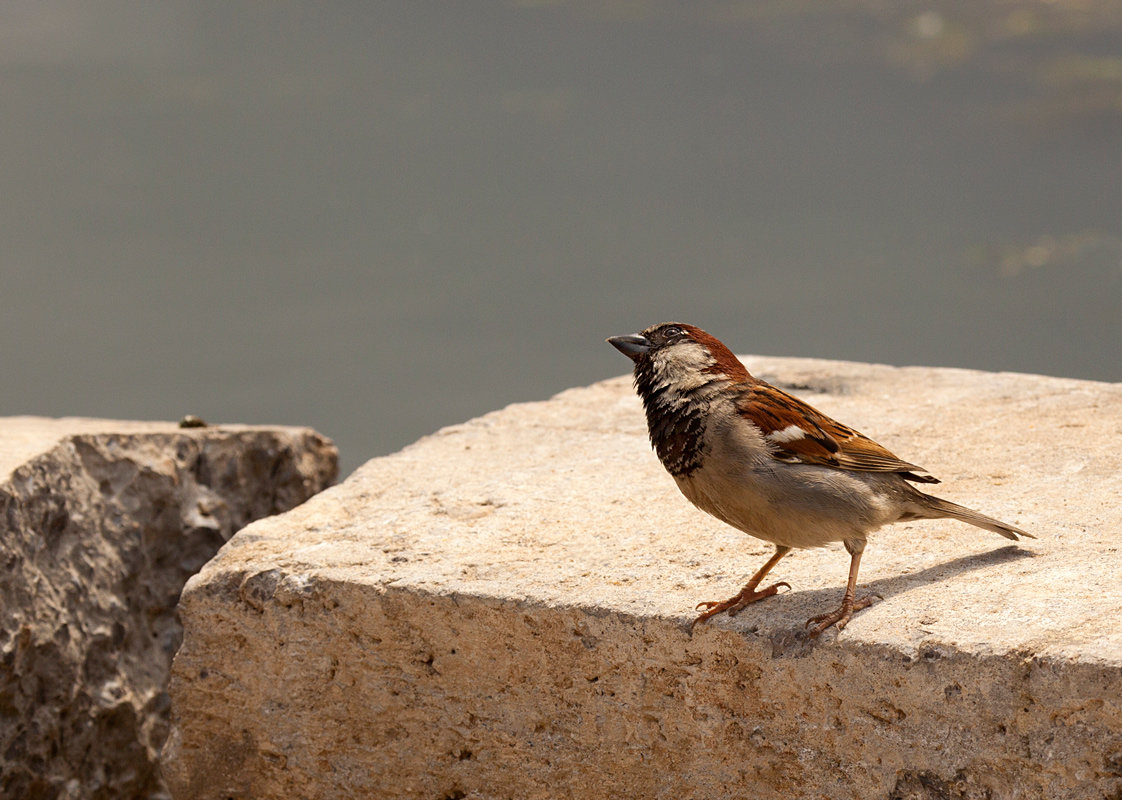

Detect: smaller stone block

[1,417,338,800]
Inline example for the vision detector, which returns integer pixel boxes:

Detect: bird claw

[690,581,792,631]
[805,594,876,637]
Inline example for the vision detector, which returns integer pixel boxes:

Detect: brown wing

[736,381,939,484]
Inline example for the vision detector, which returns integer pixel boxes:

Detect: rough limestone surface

[0,417,338,800]
[164,359,1122,800]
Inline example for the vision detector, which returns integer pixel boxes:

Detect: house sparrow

[607,322,1032,636]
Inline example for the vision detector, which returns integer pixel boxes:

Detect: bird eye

[662,325,684,339]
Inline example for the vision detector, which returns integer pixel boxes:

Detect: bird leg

[692,545,791,631]
[806,545,875,636]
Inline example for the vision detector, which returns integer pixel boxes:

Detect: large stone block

[0,418,337,800]
[163,360,1122,799]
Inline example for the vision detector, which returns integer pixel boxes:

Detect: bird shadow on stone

[693,544,1037,654]
[838,543,1035,608]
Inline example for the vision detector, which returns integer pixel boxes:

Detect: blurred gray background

[3,2,1120,477]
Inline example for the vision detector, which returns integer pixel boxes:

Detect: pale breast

[672,431,898,550]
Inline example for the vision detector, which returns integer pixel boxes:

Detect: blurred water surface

[2,2,1120,475]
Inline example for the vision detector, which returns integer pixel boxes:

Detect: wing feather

[737,382,939,483]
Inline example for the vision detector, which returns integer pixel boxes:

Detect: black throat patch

[632,360,710,478]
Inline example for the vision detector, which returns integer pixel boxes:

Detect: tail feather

[921,495,1033,541]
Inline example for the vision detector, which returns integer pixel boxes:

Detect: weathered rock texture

[163,359,1122,799]
[0,417,338,800]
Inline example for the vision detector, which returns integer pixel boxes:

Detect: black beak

[607,333,651,361]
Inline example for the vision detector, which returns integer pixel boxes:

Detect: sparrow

[607,322,1032,636]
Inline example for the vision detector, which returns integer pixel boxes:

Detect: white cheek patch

[766,424,808,444]
[653,342,716,390]
[674,341,715,370]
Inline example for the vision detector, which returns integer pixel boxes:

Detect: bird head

[607,322,750,387]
